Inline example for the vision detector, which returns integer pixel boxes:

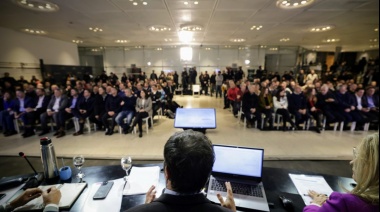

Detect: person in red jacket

[227,80,241,117]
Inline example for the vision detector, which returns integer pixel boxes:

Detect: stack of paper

[289,174,334,205]
[123,166,160,196]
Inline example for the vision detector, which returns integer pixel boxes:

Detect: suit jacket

[335,91,354,110]
[316,91,339,112]
[13,96,36,114]
[77,96,95,114]
[242,92,259,113]
[126,193,231,212]
[259,94,274,110]
[94,94,107,116]
[47,95,68,112]
[288,93,307,112]
[135,97,152,117]
[303,192,378,212]
[363,94,379,108]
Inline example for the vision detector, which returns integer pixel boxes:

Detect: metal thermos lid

[40,137,52,145]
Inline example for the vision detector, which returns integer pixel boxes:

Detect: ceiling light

[260,45,267,48]
[369,38,378,42]
[269,48,278,51]
[184,1,188,5]
[164,38,172,42]
[276,0,314,9]
[133,2,138,5]
[135,46,142,48]
[89,27,103,32]
[250,25,263,31]
[91,49,100,52]
[280,38,290,42]
[375,28,379,32]
[180,47,193,61]
[178,31,194,43]
[115,40,129,43]
[224,45,231,48]
[230,38,246,43]
[309,25,334,32]
[22,28,47,35]
[72,40,83,44]
[148,25,171,32]
[181,24,203,31]
[13,0,59,12]
[143,2,148,5]
[147,62,151,66]
[322,38,340,43]
[205,48,211,50]
[245,60,250,65]
[156,48,162,51]
[369,45,378,48]
[194,1,199,4]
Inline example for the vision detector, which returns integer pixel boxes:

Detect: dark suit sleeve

[58,96,68,111]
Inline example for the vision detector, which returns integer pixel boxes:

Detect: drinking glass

[121,156,132,181]
[73,155,85,180]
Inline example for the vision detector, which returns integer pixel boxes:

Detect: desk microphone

[18,152,44,185]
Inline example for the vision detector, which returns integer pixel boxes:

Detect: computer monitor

[174,108,216,129]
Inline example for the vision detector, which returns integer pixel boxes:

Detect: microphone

[19,152,38,175]
[18,152,44,185]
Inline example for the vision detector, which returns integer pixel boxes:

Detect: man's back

[126,193,231,212]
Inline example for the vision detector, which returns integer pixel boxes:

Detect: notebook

[14,183,87,211]
[207,145,270,212]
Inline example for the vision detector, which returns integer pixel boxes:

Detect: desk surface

[2,164,355,212]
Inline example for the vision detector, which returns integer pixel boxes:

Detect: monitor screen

[212,145,264,178]
[174,108,216,129]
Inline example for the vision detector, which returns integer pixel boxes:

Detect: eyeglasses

[353,147,357,159]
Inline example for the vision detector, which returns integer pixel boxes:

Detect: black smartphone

[0,194,6,200]
[93,181,114,200]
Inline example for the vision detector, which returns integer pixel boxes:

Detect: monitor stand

[183,128,206,134]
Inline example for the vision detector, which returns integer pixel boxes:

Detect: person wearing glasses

[304,133,379,212]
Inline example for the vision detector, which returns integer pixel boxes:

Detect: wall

[0,27,80,80]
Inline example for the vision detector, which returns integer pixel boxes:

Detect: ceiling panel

[171,10,212,24]
[216,0,270,11]
[112,0,167,11]
[212,11,254,23]
[166,0,216,10]
[307,0,369,11]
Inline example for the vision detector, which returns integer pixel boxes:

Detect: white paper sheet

[0,183,25,205]
[81,178,124,212]
[289,174,334,205]
[123,166,160,196]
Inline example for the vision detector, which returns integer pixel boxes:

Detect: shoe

[38,130,50,136]
[127,126,134,134]
[73,131,83,136]
[3,130,9,135]
[23,131,35,138]
[56,131,65,138]
[316,128,321,134]
[139,133,142,138]
[108,131,114,136]
[223,107,228,109]
[105,129,109,135]
[5,131,17,137]
[53,131,60,136]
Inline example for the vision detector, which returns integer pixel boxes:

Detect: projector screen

[174,108,216,129]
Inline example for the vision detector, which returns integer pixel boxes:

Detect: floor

[0,95,371,179]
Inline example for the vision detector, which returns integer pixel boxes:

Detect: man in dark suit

[73,89,95,136]
[39,89,68,137]
[102,87,122,135]
[288,86,309,129]
[126,130,235,212]
[13,90,37,138]
[316,84,345,126]
[91,86,108,130]
[242,85,261,128]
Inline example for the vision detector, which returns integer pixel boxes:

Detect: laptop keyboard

[210,179,263,198]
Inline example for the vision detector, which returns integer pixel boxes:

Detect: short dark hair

[164,130,215,193]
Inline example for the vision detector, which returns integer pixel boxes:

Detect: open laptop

[206,145,269,212]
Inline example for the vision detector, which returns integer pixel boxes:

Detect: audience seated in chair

[128,90,152,138]
[102,87,122,136]
[73,89,95,136]
[242,85,261,128]
[116,88,136,134]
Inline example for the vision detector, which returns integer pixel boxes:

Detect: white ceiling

[0,0,378,52]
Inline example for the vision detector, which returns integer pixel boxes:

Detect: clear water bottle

[40,137,59,179]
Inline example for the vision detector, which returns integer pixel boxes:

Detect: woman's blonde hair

[349,133,379,204]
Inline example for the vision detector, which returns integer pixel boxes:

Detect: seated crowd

[0,71,181,138]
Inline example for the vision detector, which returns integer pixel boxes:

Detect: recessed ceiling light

[369,38,378,42]
[89,27,103,32]
[230,38,246,43]
[72,40,83,44]
[250,25,263,30]
[322,38,340,43]
[181,24,203,31]
[260,45,267,48]
[156,48,163,51]
[143,2,147,5]
[22,28,47,35]
[269,47,278,51]
[133,2,138,5]
[164,38,172,42]
[13,0,59,12]
[148,25,171,32]
[310,25,334,32]
[184,1,189,5]
[205,48,211,50]
[276,0,314,9]
[280,38,290,42]
[375,28,379,32]
[115,40,129,43]
[194,1,199,4]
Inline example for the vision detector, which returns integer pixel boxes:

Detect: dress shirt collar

[163,188,200,196]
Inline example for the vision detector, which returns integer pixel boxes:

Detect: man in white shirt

[306,69,318,83]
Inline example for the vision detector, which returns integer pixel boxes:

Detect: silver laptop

[207,145,269,212]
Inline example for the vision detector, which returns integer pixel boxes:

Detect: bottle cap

[40,137,52,145]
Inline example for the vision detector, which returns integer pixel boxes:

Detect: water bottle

[40,137,59,179]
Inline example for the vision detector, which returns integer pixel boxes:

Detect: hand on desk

[217,182,236,212]
[308,190,328,206]
[10,188,42,208]
[42,187,61,205]
[145,185,157,204]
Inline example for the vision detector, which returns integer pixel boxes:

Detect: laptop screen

[174,108,216,129]
[212,145,264,178]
